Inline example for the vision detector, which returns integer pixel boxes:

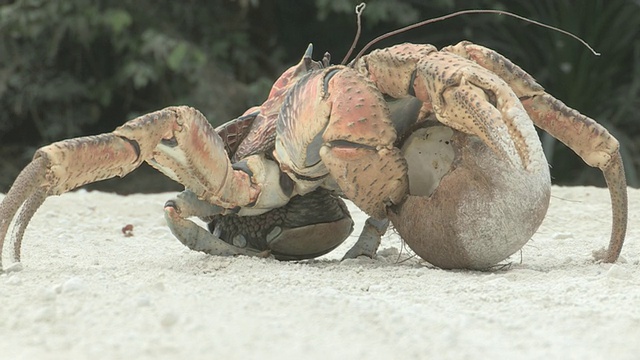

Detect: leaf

[167,42,188,72]
[103,8,132,34]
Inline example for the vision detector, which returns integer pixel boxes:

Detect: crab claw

[163,202,267,257]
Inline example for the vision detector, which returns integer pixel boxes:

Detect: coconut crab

[0,39,628,271]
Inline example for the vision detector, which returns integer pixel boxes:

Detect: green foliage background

[0,0,638,192]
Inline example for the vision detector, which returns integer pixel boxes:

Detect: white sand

[0,186,638,359]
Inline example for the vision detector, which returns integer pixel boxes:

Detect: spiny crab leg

[0,106,264,269]
[9,187,47,263]
[522,95,627,262]
[164,203,266,257]
[355,43,545,172]
[0,158,48,267]
[161,189,264,257]
[443,41,628,262]
[342,217,389,260]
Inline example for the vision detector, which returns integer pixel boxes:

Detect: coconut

[388,126,550,270]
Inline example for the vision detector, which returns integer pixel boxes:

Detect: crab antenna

[341,2,366,65]
[351,9,600,64]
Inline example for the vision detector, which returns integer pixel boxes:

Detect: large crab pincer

[0,41,627,270]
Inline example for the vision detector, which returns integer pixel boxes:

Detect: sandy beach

[1,186,638,359]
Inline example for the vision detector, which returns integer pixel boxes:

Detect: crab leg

[342,217,389,260]
[523,96,626,262]
[355,43,546,172]
[443,41,628,262]
[164,202,266,257]
[0,106,269,268]
[0,158,48,266]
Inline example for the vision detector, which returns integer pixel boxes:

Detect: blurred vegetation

[0,0,638,193]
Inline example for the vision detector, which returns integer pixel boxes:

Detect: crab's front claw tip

[165,190,224,219]
[163,202,179,217]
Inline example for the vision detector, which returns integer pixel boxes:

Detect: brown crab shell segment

[321,67,397,148]
[274,69,331,180]
[320,145,407,219]
[319,68,409,218]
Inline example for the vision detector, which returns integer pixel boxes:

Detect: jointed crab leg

[0,106,276,268]
[164,204,266,257]
[0,158,48,267]
[9,187,47,263]
[161,189,264,256]
[523,96,627,262]
[443,41,628,262]
[342,217,389,260]
[355,43,545,171]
